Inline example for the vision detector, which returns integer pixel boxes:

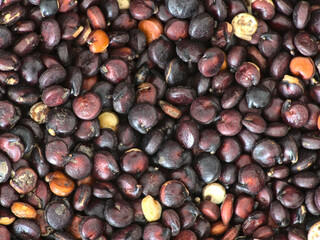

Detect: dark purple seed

[104,200,134,228]
[198,47,225,77]
[45,200,73,231]
[194,153,221,184]
[166,0,198,19]
[277,185,304,209]
[270,200,290,227]
[13,219,40,240]
[154,140,191,169]
[159,180,189,208]
[188,12,214,41]
[128,103,158,134]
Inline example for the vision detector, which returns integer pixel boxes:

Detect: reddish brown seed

[136,83,157,105]
[281,100,309,128]
[251,0,275,20]
[220,194,234,225]
[238,164,266,194]
[41,85,70,107]
[221,224,241,240]
[234,194,255,220]
[93,151,119,181]
[252,225,275,239]
[87,6,106,29]
[165,19,189,41]
[104,200,134,228]
[174,230,197,240]
[79,216,104,240]
[0,225,10,239]
[100,58,129,84]
[190,97,217,125]
[159,180,189,208]
[199,200,220,222]
[216,110,242,136]
[82,76,98,92]
[235,62,260,88]
[121,148,149,176]
[0,183,19,208]
[73,92,102,120]
[67,215,83,239]
[270,200,289,228]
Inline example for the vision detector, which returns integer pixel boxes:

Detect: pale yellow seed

[231,13,258,41]
[29,102,49,124]
[202,183,226,205]
[0,216,15,225]
[117,0,130,9]
[308,221,320,240]
[98,112,119,131]
[142,195,162,222]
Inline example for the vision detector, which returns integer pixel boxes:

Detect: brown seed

[77,175,94,186]
[87,6,106,29]
[289,56,315,80]
[68,215,83,239]
[11,202,37,219]
[158,100,181,119]
[210,220,229,236]
[87,30,109,54]
[138,17,163,43]
[45,171,75,197]
[82,76,98,92]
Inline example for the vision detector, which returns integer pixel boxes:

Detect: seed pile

[0,0,319,239]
